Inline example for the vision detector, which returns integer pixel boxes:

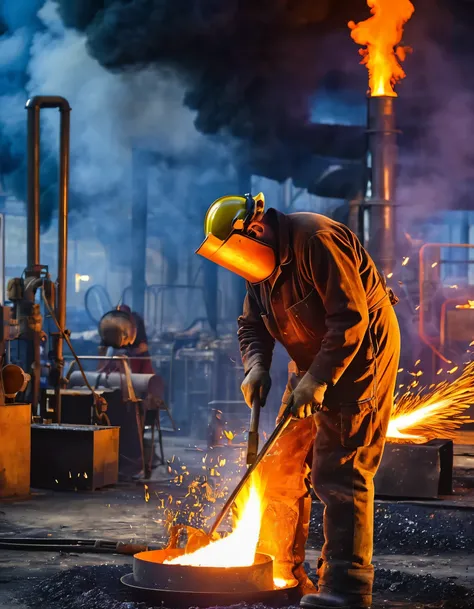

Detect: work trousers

[256,305,400,596]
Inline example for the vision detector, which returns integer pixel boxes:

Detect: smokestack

[364,95,398,277]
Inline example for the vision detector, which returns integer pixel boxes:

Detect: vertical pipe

[366,96,398,277]
[131,148,148,316]
[26,102,42,415]
[25,96,71,423]
[55,105,71,423]
[27,105,41,269]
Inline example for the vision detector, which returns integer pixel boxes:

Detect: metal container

[375,439,453,499]
[0,403,31,498]
[132,549,274,593]
[30,424,119,490]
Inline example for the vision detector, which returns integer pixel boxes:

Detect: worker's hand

[241,364,272,408]
[287,373,327,419]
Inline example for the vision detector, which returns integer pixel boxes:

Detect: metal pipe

[365,96,398,277]
[25,96,71,423]
[56,103,71,424]
[26,104,40,268]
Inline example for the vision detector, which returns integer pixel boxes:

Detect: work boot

[300,589,371,609]
[295,575,317,597]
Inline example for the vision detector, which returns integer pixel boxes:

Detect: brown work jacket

[237,209,396,406]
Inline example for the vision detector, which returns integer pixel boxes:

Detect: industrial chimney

[364,95,398,277]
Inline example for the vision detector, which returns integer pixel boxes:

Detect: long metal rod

[208,405,292,536]
[246,399,261,465]
[0,538,155,554]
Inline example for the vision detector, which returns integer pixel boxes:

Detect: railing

[419,243,474,364]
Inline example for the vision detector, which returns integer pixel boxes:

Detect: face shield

[195,194,277,283]
[99,309,137,349]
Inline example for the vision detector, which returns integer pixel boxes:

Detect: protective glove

[241,364,272,408]
[287,372,327,419]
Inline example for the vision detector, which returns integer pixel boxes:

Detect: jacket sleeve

[237,288,275,374]
[306,231,369,386]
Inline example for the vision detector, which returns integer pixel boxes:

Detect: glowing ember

[223,430,235,442]
[388,362,474,443]
[165,480,262,568]
[349,0,415,97]
[455,300,474,309]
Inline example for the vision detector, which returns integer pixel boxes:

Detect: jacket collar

[266,208,293,266]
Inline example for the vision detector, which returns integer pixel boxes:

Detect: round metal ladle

[121,548,298,607]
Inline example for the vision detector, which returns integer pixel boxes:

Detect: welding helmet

[195,192,277,283]
[99,309,137,349]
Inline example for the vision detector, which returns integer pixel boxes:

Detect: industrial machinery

[1,96,124,490]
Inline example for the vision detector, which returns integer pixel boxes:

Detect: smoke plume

[0,0,473,255]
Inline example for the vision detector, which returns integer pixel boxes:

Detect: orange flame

[388,362,474,443]
[349,0,415,97]
[165,479,263,568]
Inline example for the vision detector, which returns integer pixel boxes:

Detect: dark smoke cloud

[52,0,474,220]
[57,0,369,141]
[0,0,473,241]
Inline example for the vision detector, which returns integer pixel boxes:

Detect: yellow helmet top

[203,193,265,241]
[204,195,247,241]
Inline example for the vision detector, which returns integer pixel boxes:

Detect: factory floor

[1,432,474,609]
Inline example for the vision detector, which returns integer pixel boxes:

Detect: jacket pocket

[339,398,376,450]
[285,289,326,343]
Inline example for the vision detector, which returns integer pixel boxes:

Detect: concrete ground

[1,432,474,608]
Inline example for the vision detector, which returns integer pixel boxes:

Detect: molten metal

[349,0,415,96]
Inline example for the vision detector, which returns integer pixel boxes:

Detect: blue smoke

[0,0,51,220]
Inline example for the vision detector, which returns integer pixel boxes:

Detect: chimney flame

[349,0,415,97]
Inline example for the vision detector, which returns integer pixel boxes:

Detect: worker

[196,193,400,609]
[98,304,154,375]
